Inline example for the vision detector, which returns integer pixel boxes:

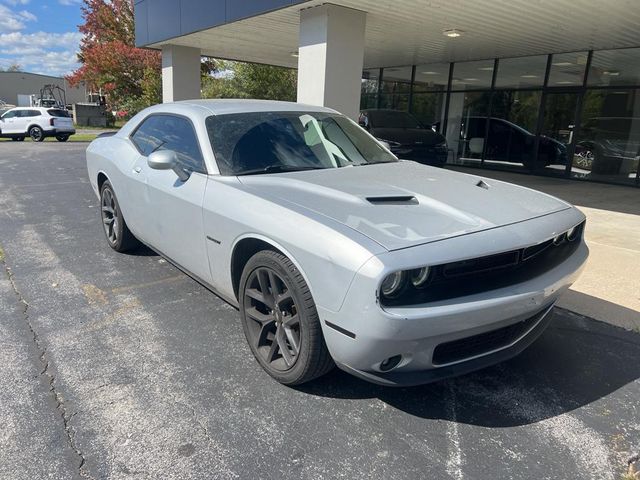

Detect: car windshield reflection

[206,111,397,176]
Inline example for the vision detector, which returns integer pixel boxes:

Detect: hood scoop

[366,195,418,206]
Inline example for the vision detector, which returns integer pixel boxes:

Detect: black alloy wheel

[29,126,44,142]
[99,180,139,252]
[244,265,302,371]
[240,250,334,385]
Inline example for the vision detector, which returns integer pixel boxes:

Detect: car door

[0,110,19,133]
[128,114,211,283]
[17,110,35,133]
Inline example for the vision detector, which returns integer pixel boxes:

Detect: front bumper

[318,209,588,386]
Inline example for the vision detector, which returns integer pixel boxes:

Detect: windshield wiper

[236,165,326,176]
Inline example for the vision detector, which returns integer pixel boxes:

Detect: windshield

[369,110,424,129]
[206,111,397,175]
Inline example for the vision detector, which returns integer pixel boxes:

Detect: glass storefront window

[495,55,547,89]
[358,50,640,187]
[414,63,450,92]
[451,60,494,90]
[379,94,409,111]
[381,66,412,94]
[483,90,542,172]
[572,89,640,185]
[361,69,380,94]
[548,52,588,87]
[360,94,378,109]
[412,92,447,131]
[587,48,640,87]
[533,91,580,178]
[446,91,492,166]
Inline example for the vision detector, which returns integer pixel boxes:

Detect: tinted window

[20,110,40,118]
[131,114,205,174]
[1,110,17,119]
[206,111,397,176]
[48,109,70,118]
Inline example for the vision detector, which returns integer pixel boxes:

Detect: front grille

[432,306,550,365]
[381,221,585,307]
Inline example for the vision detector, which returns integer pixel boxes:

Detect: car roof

[7,107,48,111]
[170,99,338,116]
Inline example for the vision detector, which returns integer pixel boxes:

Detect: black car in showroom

[459,116,567,169]
[574,117,640,176]
[358,109,448,166]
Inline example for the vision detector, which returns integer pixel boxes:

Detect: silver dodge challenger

[86,99,588,386]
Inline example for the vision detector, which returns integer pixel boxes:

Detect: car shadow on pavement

[124,244,158,257]
[297,309,640,427]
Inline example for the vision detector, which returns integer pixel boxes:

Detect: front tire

[56,134,69,142]
[239,250,334,385]
[99,180,140,252]
[29,126,44,142]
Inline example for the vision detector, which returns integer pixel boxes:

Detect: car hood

[371,127,445,146]
[238,161,571,251]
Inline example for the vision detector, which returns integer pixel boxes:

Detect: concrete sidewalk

[455,167,640,332]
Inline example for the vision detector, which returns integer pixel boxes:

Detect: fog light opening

[380,355,402,372]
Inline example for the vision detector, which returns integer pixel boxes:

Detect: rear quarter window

[47,109,70,118]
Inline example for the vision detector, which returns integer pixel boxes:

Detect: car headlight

[380,271,406,298]
[410,267,430,287]
[380,266,432,299]
[566,224,581,242]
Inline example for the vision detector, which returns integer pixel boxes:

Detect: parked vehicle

[574,117,640,176]
[459,116,567,167]
[87,100,587,387]
[0,107,75,142]
[358,109,448,166]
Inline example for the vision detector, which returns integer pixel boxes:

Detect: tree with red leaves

[67,0,161,113]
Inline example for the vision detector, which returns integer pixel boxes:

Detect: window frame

[129,112,208,175]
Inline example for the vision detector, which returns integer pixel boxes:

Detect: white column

[161,45,201,103]
[296,4,366,120]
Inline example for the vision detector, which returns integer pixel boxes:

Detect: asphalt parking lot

[1,142,639,480]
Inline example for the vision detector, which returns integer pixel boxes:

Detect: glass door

[535,90,581,177]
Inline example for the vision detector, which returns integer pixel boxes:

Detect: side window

[489,119,509,136]
[2,110,17,119]
[131,114,205,174]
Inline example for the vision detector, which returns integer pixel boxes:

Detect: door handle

[133,166,142,173]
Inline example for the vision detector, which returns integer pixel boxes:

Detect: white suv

[0,107,76,142]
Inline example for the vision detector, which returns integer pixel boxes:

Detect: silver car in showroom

[86,99,588,386]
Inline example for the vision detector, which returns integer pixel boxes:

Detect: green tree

[67,0,162,114]
[202,61,297,101]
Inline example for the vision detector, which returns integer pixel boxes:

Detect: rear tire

[99,180,140,252]
[239,250,334,385]
[56,134,69,142]
[29,126,44,142]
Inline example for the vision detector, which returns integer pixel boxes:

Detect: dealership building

[134,0,640,187]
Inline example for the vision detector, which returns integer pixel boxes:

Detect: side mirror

[147,149,190,181]
[358,120,370,130]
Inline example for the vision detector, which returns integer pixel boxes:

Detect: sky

[0,0,84,77]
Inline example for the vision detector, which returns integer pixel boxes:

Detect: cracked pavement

[0,142,639,479]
